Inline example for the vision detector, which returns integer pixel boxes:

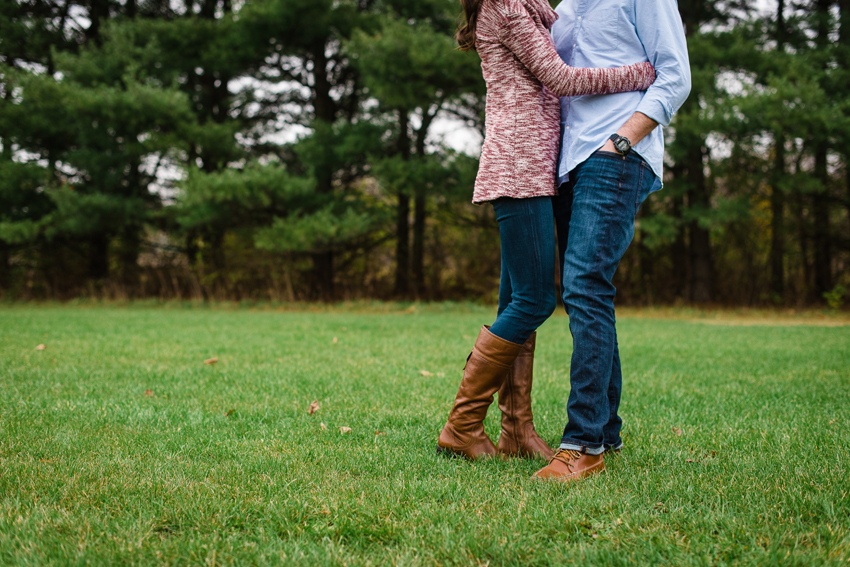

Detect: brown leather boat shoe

[532,449,605,482]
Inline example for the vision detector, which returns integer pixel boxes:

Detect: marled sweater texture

[472,0,656,204]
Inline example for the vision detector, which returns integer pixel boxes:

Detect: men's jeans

[489,197,558,345]
[553,150,660,454]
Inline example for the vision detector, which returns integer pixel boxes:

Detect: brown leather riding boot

[532,449,605,482]
[437,326,523,460]
[496,333,554,460]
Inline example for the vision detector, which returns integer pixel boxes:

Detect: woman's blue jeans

[553,150,659,454]
[489,197,557,345]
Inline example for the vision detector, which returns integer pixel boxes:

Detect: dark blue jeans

[489,197,557,345]
[553,150,660,454]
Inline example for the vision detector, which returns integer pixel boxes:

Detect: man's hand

[600,112,659,154]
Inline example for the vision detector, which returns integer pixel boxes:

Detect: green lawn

[1,304,848,566]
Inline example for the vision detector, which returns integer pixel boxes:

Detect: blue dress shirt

[552,0,691,187]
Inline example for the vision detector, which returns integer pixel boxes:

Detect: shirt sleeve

[634,0,692,126]
[497,8,656,98]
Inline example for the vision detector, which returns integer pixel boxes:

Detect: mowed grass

[1,304,849,566]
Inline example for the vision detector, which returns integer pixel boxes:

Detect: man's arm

[601,111,658,153]
[602,0,691,153]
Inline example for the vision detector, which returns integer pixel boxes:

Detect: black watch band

[609,134,632,156]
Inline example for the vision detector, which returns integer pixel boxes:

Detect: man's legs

[552,150,657,454]
[604,332,624,451]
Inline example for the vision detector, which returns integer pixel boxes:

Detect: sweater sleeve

[497,9,656,97]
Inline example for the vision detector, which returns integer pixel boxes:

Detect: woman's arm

[497,10,655,97]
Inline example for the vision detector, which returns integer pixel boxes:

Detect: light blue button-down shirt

[552,0,691,186]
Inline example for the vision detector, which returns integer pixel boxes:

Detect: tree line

[1,0,848,307]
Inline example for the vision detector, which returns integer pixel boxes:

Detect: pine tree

[348,0,483,297]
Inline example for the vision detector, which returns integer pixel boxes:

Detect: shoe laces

[551,448,582,469]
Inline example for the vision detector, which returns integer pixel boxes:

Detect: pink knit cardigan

[472,0,656,204]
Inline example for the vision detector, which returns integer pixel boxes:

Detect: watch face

[615,139,629,153]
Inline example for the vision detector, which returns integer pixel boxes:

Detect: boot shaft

[452,326,523,424]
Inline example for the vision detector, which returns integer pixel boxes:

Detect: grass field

[1,304,849,566]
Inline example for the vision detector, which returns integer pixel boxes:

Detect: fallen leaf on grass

[374,431,385,435]
[419,370,434,377]
[829,419,836,425]
[204,357,218,365]
[35,344,46,351]
[320,422,327,430]
[225,409,236,418]
[340,426,352,434]
[591,533,598,539]
[686,459,700,463]
[672,427,683,436]
[144,389,154,396]
[332,337,338,344]
[308,400,320,415]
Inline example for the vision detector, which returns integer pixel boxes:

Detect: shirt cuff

[636,95,673,127]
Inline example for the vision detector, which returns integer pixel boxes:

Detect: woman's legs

[492,197,557,459]
[489,197,557,343]
[438,196,557,460]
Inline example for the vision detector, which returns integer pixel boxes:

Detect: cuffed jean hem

[558,441,605,456]
[604,441,624,452]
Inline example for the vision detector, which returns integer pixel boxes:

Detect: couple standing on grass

[436,0,691,481]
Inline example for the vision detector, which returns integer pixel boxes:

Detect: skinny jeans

[489,197,557,345]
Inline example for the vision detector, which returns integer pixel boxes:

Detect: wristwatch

[609,133,632,156]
